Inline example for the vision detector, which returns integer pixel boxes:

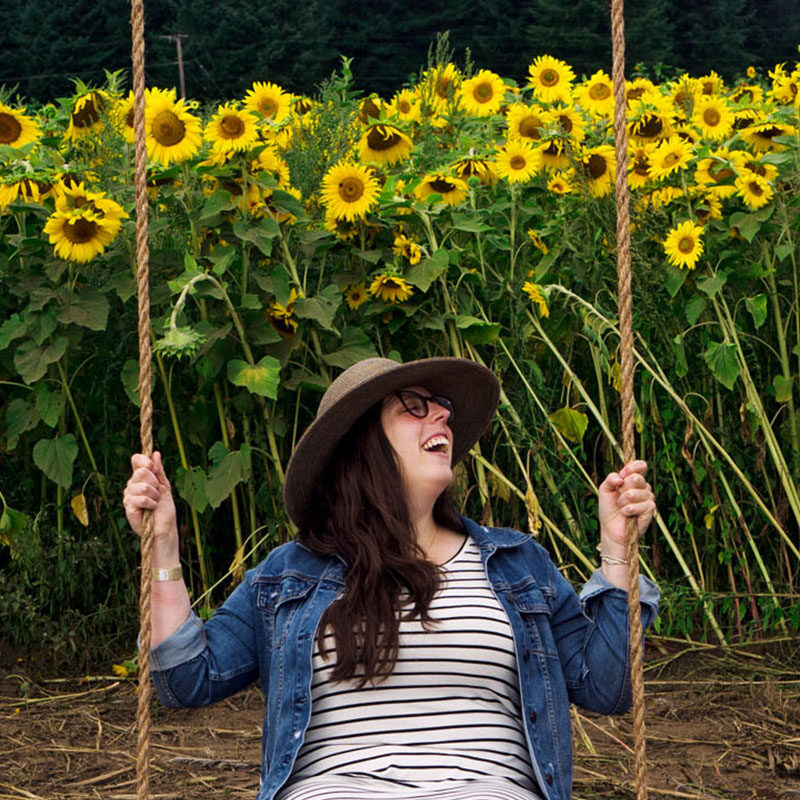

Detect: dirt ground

[1,638,799,800]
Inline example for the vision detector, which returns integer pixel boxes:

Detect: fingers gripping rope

[610,0,649,797]
[129,0,154,797]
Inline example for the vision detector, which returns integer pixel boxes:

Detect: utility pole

[160,34,187,98]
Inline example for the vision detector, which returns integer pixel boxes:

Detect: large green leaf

[206,446,251,509]
[745,294,767,329]
[33,434,78,488]
[121,359,155,407]
[233,217,280,256]
[450,213,493,233]
[696,270,728,299]
[0,314,26,351]
[294,285,341,332]
[672,335,688,378]
[406,248,449,292]
[703,341,740,390]
[322,327,378,369]
[199,188,237,222]
[0,506,31,555]
[22,307,57,345]
[35,383,62,428]
[455,315,501,344]
[253,265,292,305]
[548,407,589,445]
[227,356,281,398]
[664,265,687,298]
[174,466,209,513]
[685,294,706,326]
[14,336,68,384]
[6,398,40,450]
[773,374,793,403]
[56,287,109,331]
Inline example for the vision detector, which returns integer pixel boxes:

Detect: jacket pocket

[255,575,317,651]
[512,582,559,658]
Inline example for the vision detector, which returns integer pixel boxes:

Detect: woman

[124,356,659,800]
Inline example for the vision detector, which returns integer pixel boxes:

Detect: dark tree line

[1,0,799,103]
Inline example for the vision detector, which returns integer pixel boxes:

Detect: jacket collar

[460,516,530,550]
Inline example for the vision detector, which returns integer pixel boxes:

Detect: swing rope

[609,0,649,797]
[129,1,648,798]
[129,0,154,797]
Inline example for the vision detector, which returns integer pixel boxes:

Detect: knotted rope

[609,0,648,797]
[129,0,154,797]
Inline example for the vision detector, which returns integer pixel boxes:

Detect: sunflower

[321,161,380,221]
[691,191,723,224]
[546,106,585,143]
[44,211,119,263]
[769,66,800,104]
[243,81,291,123]
[393,233,423,265]
[452,156,497,185]
[625,78,659,106]
[494,140,540,184]
[522,281,549,317]
[628,143,654,189]
[698,71,724,96]
[387,89,421,123]
[252,145,291,187]
[65,90,108,141]
[731,84,763,107]
[694,149,742,199]
[359,124,413,165]
[206,103,259,154]
[268,287,301,335]
[691,96,734,141]
[547,173,572,194]
[578,145,616,197]
[459,69,506,116]
[674,123,700,145]
[741,155,778,183]
[739,121,797,152]
[733,107,762,131]
[0,102,40,148]
[414,173,469,206]
[537,139,569,171]
[344,282,369,310]
[527,55,575,104]
[627,96,675,142]
[527,229,548,254]
[649,135,693,180]
[369,274,414,304]
[663,220,704,270]
[505,104,547,142]
[145,93,202,166]
[575,71,615,117]
[422,63,461,109]
[324,209,360,241]
[0,178,54,210]
[55,181,127,230]
[746,66,757,80]
[735,173,774,209]
[669,75,699,120]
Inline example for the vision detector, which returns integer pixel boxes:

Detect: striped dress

[276,538,542,800]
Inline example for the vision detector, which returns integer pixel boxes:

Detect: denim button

[505,592,515,603]
[545,773,553,785]
[528,710,536,723]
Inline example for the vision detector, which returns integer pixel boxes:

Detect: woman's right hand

[123,451,178,544]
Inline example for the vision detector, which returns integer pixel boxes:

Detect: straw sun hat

[283,357,500,527]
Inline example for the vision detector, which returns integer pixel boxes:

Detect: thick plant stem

[213,382,244,555]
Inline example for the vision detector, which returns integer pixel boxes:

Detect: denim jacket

[150,517,659,800]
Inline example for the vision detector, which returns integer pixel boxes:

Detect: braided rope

[609,0,648,797]
[129,0,154,797]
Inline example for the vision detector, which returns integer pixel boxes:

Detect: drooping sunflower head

[522,281,549,317]
[358,124,413,165]
[627,142,655,190]
[206,103,260,154]
[691,95,734,141]
[358,95,384,125]
[65,90,109,141]
[243,81,292,123]
[145,93,202,166]
[769,67,800,105]
[575,71,614,117]
[43,210,119,263]
[698,71,724,96]
[625,78,659,107]
[527,55,575,104]
[320,161,380,221]
[669,75,699,119]
[494,140,541,184]
[0,102,40,148]
[413,172,469,206]
[505,104,547,142]
[663,220,704,270]
[458,69,506,117]
[452,156,497,185]
[578,145,616,197]
[251,145,291,187]
[694,148,742,198]
[730,84,764,107]
[392,233,423,265]
[0,177,56,210]
[739,121,797,152]
[369,273,414,304]
[537,137,569,171]
[627,95,675,142]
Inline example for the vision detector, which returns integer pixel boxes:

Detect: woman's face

[380,385,454,503]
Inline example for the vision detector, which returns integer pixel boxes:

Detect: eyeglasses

[395,390,454,425]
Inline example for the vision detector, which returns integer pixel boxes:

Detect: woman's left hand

[597,460,656,551]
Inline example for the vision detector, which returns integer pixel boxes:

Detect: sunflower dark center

[259,98,277,117]
[64,217,100,244]
[436,76,452,99]
[633,156,650,176]
[636,115,663,138]
[473,82,493,102]
[366,127,401,151]
[703,108,721,127]
[151,110,186,146]
[663,152,680,167]
[359,98,381,122]
[627,88,646,102]
[398,99,411,113]
[430,178,455,193]
[748,181,764,196]
[339,177,364,202]
[125,108,135,128]
[709,164,734,182]
[733,89,754,103]
[746,161,766,176]
[590,83,611,101]
[701,81,715,95]
[586,153,608,179]
[295,98,313,115]
[221,114,245,138]
[518,117,542,139]
[0,113,23,144]
[540,69,559,87]
[678,236,695,253]
[72,94,105,128]
[510,155,527,170]
[557,114,573,133]
[755,126,783,140]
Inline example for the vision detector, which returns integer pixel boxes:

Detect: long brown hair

[298,401,464,686]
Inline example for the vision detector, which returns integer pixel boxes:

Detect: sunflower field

[2,46,800,662]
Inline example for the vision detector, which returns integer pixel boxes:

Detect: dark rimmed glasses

[395,390,454,425]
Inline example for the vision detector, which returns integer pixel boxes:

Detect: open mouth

[422,434,450,454]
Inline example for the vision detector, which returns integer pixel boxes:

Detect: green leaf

[776,242,794,263]
[729,211,761,243]
[0,314,27,351]
[174,466,209,513]
[35,383,62,428]
[22,307,57,345]
[703,341,740,390]
[33,434,78,488]
[450,213,493,233]
[271,189,305,218]
[406,248,449,292]
[227,356,281,398]
[109,272,137,302]
[239,293,262,310]
[199,188,237,222]
[0,506,31,554]
[664,265,687,298]
[209,246,236,277]
[6,398,40,450]
[294,285,341,332]
[56,287,109,331]
[696,270,727,299]
[233,218,279,256]
[14,337,68,384]
[547,407,589,445]
[322,327,378,369]
[744,294,767,329]
[454,315,501,344]
[685,294,706,325]
[253,266,291,305]
[672,335,688,378]
[121,359,155,407]
[773,374,793,403]
[206,448,251,510]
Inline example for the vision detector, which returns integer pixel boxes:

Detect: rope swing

[128,0,648,797]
